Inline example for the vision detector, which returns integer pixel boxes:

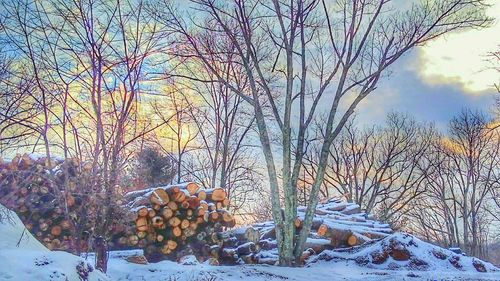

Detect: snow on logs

[0,154,135,253]
[250,199,393,265]
[0,155,86,251]
[310,200,393,247]
[125,183,239,262]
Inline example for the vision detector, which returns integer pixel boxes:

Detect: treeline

[300,110,500,260]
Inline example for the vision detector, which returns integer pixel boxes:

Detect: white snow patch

[0,204,109,281]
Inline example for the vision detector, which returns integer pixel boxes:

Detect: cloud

[416,2,499,94]
[353,54,496,129]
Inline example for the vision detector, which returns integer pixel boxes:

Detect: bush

[134,147,176,186]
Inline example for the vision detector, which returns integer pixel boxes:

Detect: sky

[354,2,499,130]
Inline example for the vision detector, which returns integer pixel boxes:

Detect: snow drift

[309,232,499,273]
[0,204,109,281]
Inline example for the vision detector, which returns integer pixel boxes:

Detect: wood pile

[124,183,239,262]
[1,153,393,266]
[0,154,85,251]
[133,198,393,266]
[0,154,133,253]
[123,191,392,265]
[244,199,394,265]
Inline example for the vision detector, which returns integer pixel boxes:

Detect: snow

[89,233,500,281]
[1,153,63,163]
[0,204,109,281]
[99,232,500,281]
[95,249,500,281]
[254,199,392,244]
[124,182,193,210]
[0,205,46,252]
[309,233,500,277]
[1,203,499,281]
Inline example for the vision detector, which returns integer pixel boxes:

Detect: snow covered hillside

[0,204,109,281]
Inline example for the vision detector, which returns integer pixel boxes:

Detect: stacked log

[0,154,133,253]
[214,226,261,265]
[299,200,392,247]
[125,183,237,262]
[1,154,393,265]
[0,154,85,251]
[245,199,393,265]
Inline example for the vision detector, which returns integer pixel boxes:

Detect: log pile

[0,154,133,253]
[212,226,261,265]
[1,154,393,266]
[244,199,394,265]
[124,183,238,262]
[0,154,86,251]
[135,198,393,265]
[124,190,392,265]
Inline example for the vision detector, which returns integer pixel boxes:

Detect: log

[168,217,181,227]
[136,217,148,232]
[51,225,62,236]
[128,235,139,246]
[123,182,237,263]
[304,239,333,253]
[196,190,207,201]
[180,201,190,209]
[180,219,190,230]
[186,183,200,195]
[209,211,219,222]
[187,197,200,209]
[137,207,148,217]
[157,234,165,242]
[347,235,357,246]
[152,216,164,228]
[172,227,182,237]
[150,188,170,206]
[161,208,174,219]
[236,242,257,256]
[167,201,178,211]
[147,209,156,218]
[173,190,187,203]
[229,227,260,245]
[205,188,226,202]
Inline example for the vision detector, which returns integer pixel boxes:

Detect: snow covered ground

[1,204,499,281]
[99,243,500,281]
[100,249,500,281]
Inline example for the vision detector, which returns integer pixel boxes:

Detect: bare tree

[0,0,171,241]
[153,0,491,265]
[170,35,261,215]
[445,110,499,257]
[303,113,437,227]
[152,89,198,183]
[0,52,39,152]
[407,110,500,259]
